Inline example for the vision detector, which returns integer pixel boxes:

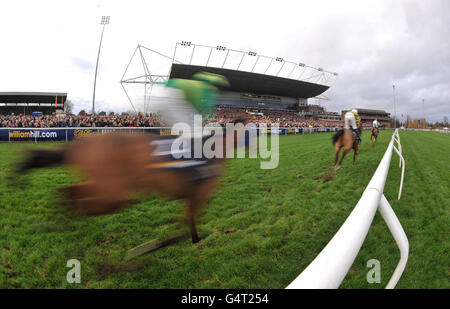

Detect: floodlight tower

[92,16,110,115]
[422,98,425,128]
[393,85,397,129]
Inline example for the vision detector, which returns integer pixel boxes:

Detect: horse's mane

[332,129,344,146]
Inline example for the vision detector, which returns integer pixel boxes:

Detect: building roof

[169,64,329,99]
[354,108,390,115]
[0,92,67,104]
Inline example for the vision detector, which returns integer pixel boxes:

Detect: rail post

[286,129,407,289]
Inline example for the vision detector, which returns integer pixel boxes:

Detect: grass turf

[0,130,448,288]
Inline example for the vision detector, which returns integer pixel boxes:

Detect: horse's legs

[64,182,94,200]
[70,193,127,216]
[334,149,340,171]
[338,148,350,167]
[333,142,342,172]
[126,234,188,260]
[334,147,340,166]
[188,215,200,243]
[334,147,349,172]
[186,197,203,244]
[353,145,358,165]
[128,185,210,257]
[185,178,217,243]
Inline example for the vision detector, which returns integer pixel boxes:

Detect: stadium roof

[169,64,329,99]
[0,92,67,104]
[355,108,390,115]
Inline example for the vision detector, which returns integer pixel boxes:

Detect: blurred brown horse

[17,121,250,256]
[332,121,362,172]
[370,127,379,147]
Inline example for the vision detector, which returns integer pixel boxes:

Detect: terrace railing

[0,126,343,143]
[286,129,407,289]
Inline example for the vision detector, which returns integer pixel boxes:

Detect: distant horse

[332,121,362,172]
[16,120,250,257]
[370,127,379,147]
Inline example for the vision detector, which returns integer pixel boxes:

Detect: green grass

[0,130,448,288]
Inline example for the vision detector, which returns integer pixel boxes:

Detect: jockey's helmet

[192,72,230,88]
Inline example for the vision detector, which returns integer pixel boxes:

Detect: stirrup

[352,130,361,143]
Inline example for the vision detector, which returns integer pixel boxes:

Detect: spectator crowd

[0,114,165,128]
[214,106,343,128]
[1,107,343,128]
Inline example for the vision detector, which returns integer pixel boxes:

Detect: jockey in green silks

[152,72,229,138]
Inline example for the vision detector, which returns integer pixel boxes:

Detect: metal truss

[120,42,339,113]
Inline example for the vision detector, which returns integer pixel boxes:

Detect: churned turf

[0,130,448,288]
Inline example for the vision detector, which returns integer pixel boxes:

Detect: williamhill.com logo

[9,130,57,139]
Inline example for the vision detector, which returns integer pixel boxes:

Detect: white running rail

[287,129,408,289]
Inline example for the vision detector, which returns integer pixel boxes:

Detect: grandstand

[0,92,66,115]
[121,42,337,116]
[169,63,328,111]
[317,111,341,122]
[341,108,392,128]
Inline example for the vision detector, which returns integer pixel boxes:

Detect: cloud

[0,0,448,122]
[70,57,95,74]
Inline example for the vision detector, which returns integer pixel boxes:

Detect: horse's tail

[16,148,67,174]
[332,129,344,146]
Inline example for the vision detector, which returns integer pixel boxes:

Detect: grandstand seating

[0,107,344,128]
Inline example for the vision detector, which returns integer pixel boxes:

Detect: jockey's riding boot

[353,129,362,143]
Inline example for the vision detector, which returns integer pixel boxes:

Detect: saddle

[351,129,362,144]
[148,135,221,182]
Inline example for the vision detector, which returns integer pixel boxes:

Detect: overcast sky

[0,0,448,122]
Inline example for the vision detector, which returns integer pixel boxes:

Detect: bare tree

[64,99,74,114]
[126,109,137,116]
[406,115,411,127]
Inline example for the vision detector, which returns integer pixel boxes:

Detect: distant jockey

[152,72,230,138]
[373,118,380,128]
[344,109,362,143]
